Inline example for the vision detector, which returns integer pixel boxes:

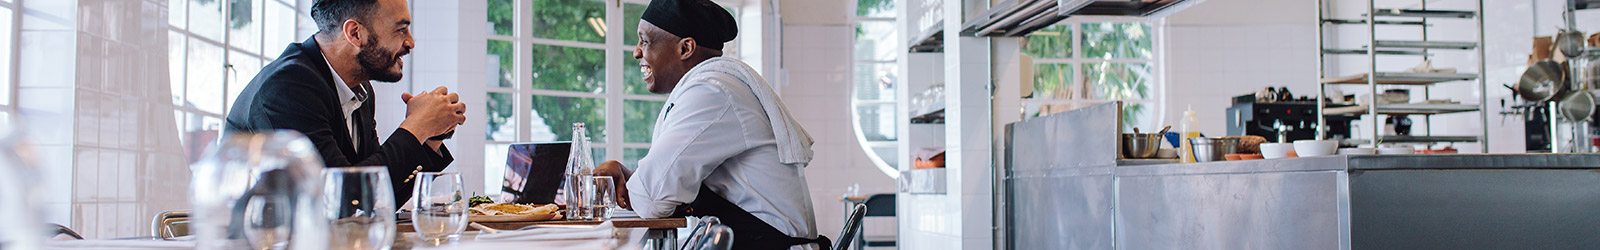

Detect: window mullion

[605,0,624,161]
[516,0,533,142]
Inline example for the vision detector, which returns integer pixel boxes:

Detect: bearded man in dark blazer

[224,0,464,203]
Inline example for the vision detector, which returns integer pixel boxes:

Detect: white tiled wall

[779,24,901,242]
[18,0,190,239]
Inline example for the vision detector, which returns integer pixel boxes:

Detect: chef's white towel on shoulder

[680,57,814,166]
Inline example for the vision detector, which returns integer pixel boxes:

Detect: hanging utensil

[1559,90,1596,122]
[1519,59,1570,103]
[1557,30,1588,61]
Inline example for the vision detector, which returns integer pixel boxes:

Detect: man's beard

[357,35,408,82]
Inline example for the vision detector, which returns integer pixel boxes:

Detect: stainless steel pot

[1520,59,1569,103]
[1188,137,1240,162]
[1560,90,1595,122]
[1122,133,1163,158]
[1558,30,1587,60]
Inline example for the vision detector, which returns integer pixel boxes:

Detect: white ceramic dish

[1260,143,1294,159]
[1377,147,1415,155]
[1293,140,1338,157]
[1337,148,1376,155]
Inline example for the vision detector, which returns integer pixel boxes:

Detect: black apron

[679,185,831,250]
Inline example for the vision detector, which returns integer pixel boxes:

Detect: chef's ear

[678,37,698,61]
[341,19,367,48]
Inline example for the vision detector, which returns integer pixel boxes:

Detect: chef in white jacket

[591,0,827,249]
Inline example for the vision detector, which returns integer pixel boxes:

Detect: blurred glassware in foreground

[411,172,467,242]
[0,114,46,249]
[323,166,397,250]
[190,130,329,250]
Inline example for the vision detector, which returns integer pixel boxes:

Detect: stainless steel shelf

[1323,48,1427,56]
[1320,72,1479,85]
[1322,19,1427,26]
[1324,103,1481,115]
[910,108,944,124]
[1373,40,1477,50]
[908,20,944,53]
[1370,9,1476,19]
[1343,135,1480,144]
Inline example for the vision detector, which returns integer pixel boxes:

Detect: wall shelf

[1320,72,1479,85]
[1324,103,1481,115]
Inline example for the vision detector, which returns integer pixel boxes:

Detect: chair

[834,203,867,250]
[52,224,83,240]
[150,210,191,238]
[693,224,734,250]
[859,194,896,249]
[683,216,724,250]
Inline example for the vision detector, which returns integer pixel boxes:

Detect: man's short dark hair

[311,0,381,35]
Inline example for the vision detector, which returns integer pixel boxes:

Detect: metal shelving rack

[1315,0,1489,151]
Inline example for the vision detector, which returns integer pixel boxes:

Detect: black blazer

[225,37,452,204]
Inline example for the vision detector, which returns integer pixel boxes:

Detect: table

[398,218,688,250]
[398,218,687,232]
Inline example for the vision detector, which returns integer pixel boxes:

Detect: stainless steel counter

[1000,104,1600,250]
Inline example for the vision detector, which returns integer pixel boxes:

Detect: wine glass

[411,172,467,243]
[323,166,396,250]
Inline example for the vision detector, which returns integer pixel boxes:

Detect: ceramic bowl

[1293,140,1339,157]
[1260,143,1294,159]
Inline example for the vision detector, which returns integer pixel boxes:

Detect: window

[849,0,899,173]
[483,0,741,195]
[1021,21,1158,131]
[0,0,13,111]
[168,0,304,163]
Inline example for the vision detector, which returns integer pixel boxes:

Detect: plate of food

[469,203,562,222]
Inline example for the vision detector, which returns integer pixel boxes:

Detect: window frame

[168,0,306,161]
[847,0,900,177]
[484,0,746,194]
[0,0,16,112]
[1021,17,1164,131]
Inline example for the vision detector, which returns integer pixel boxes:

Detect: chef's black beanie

[642,0,738,50]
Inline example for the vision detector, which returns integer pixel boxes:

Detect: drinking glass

[411,172,467,242]
[191,131,328,250]
[589,176,615,220]
[323,166,397,250]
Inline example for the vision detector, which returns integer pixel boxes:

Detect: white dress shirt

[323,55,368,148]
[627,60,820,250]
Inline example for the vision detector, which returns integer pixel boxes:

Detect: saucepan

[1560,90,1595,122]
[1519,59,1569,103]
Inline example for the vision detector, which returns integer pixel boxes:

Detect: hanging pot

[1559,90,1596,122]
[1519,59,1570,103]
[1557,30,1588,61]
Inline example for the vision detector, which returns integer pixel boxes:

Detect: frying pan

[1519,59,1569,103]
[1559,90,1595,122]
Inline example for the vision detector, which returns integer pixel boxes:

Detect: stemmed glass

[412,172,467,243]
[323,166,397,250]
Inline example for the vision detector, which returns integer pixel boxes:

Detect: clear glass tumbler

[411,172,467,242]
[589,176,615,220]
[323,166,397,250]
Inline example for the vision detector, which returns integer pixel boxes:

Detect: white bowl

[1260,143,1294,159]
[1377,147,1415,155]
[1293,140,1339,157]
[1337,148,1376,155]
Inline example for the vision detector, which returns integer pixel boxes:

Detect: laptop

[500,142,571,204]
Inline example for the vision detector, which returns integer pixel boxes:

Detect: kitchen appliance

[1227,100,1357,142]
[1187,137,1239,162]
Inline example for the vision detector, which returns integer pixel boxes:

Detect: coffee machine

[1226,93,1357,142]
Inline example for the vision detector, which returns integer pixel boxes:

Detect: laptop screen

[501,142,570,204]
